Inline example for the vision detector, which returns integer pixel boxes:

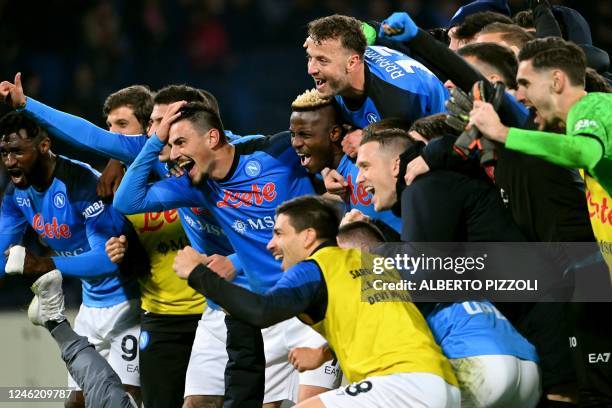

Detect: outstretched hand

[0,72,26,109]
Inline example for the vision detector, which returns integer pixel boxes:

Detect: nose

[307,60,318,76]
[4,152,17,168]
[266,236,276,252]
[169,145,180,161]
[291,135,303,149]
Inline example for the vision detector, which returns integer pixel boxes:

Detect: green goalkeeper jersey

[505,92,612,278]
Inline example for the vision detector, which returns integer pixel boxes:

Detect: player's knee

[182,395,224,408]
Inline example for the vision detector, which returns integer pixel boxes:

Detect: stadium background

[0,0,609,403]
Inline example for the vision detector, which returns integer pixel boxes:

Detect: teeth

[365,186,375,194]
[274,255,283,261]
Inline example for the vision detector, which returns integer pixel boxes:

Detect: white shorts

[68,299,141,389]
[184,308,342,403]
[318,372,460,408]
[450,355,541,408]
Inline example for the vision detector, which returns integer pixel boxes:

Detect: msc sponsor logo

[244,160,262,177]
[33,213,72,239]
[183,214,224,236]
[216,182,277,208]
[232,216,275,235]
[82,200,105,219]
[16,197,31,207]
[55,248,85,257]
[53,192,66,209]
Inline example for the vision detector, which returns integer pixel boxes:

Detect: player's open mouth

[315,79,327,90]
[274,254,283,261]
[364,185,375,195]
[178,159,195,171]
[297,153,312,167]
[7,169,25,184]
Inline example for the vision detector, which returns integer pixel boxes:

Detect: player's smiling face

[356,141,399,211]
[168,119,216,185]
[517,60,562,131]
[267,213,311,271]
[289,108,342,173]
[0,130,46,189]
[106,106,144,135]
[305,36,353,98]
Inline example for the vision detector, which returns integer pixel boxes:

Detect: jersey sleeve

[187,260,323,328]
[568,97,610,150]
[52,201,124,279]
[0,191,28,276]
[22,97,146,163]
[505,128,603,171]
[113,134,206,214]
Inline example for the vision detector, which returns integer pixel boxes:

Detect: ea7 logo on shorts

[244,160,262,177]
[588,353,611,363]
[53,192,66,209]
[82,200,105,219]
[574,119,599,132]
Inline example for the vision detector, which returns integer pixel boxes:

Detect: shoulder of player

[233,131,292,159]
[2,183,16,198]
[365,48,435,93]
[53,156,101,203]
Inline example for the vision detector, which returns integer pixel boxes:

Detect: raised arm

[1,72,146,163]
[113,134,205,214]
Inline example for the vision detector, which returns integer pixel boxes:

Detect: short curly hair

[103,85,154,131]
[519,37,586,86]
[307,15,366,56]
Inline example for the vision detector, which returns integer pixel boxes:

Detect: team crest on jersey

[366,112,379,124]
[139,331,150,350]
[244,160,262,177]
[232,220,248,235]
[53,192,66,209]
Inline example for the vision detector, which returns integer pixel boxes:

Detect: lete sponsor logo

[33,213,71,239]
[586,190,612,225]
[346,174,372,206]
[216,182,277,208]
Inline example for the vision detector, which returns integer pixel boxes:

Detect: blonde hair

[291,89,333,111]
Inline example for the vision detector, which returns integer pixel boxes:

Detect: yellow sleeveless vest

[308,246,457,386]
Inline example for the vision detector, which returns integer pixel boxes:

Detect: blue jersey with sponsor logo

[22,97,250,276]
[114,132,316,294]
[427,301,539,361]
[336,154,401,232]
[0,156,139,307]
[335,45,448,128]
